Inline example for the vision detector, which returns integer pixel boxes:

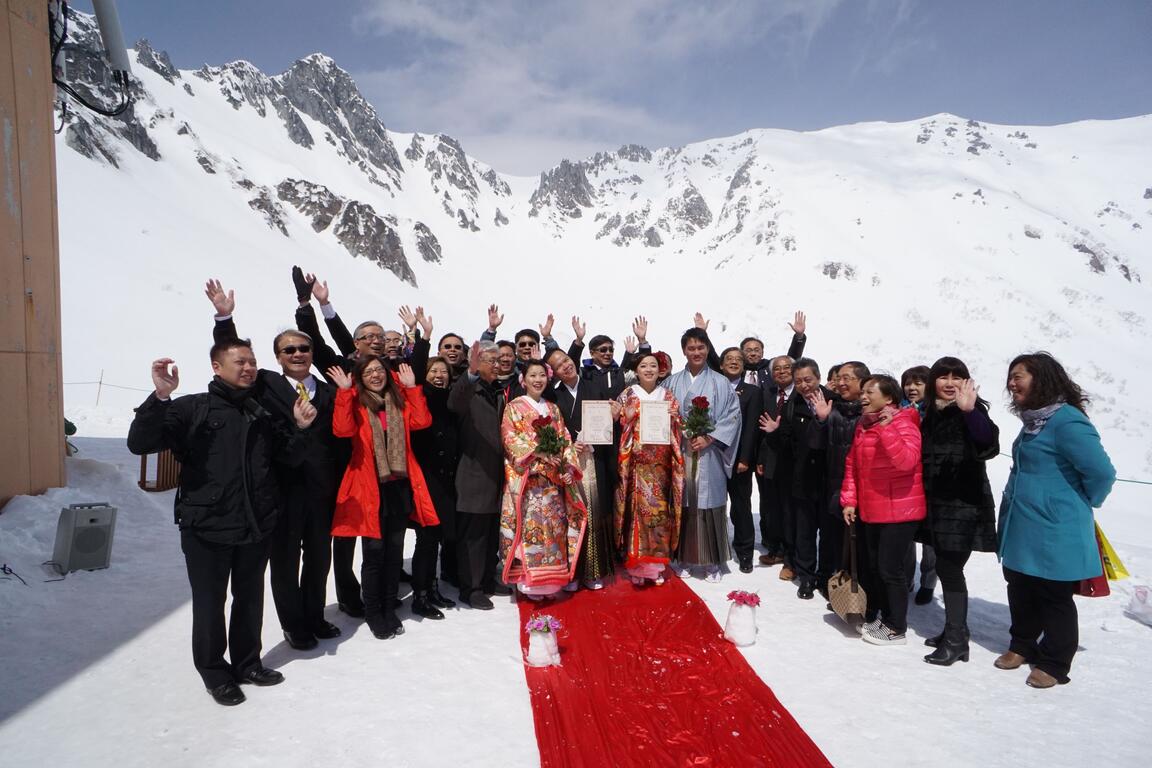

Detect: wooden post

[1,0,67,507]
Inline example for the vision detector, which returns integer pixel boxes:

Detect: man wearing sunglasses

[480,303,559,372]
[567,315,651,399]
[206,279,347,652]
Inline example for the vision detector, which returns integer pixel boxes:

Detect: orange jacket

[331,386,437,537]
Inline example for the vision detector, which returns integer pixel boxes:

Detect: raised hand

[539,313,555,338]
[293,396,318,429]
[396,363,416,388]
[789,310,806,336]
[307,274,329,305]
[693,312,709,331]
[571,315,586,342]
[808,389,832,420]
[632,315,648,343]
[955,379,980,413]
[151,358,179,399]
[759,413,781,434]
[327,366,353,390]
[487,304,503,332]
[204,278,235,316]
[415,306,433,338]
[468,340,482,373]
[292,266,311,303]
[398,304,417,330]
[624,335,638,354]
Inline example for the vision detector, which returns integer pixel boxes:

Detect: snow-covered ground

[1,436,1148,767]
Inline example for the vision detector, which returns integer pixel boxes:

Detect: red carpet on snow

[516,574,832,768]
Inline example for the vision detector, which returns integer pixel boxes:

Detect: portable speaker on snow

[52,503,117,574]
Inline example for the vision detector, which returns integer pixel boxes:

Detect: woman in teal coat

[997,352,1115,688]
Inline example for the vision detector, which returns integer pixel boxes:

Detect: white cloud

[351,0,847,173]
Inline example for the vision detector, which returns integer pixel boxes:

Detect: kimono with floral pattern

[613,386,685,568]
[500,396,587,587]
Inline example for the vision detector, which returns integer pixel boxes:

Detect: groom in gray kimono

[662,327,742,580]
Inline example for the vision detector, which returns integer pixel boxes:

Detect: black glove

[292,265,311,303]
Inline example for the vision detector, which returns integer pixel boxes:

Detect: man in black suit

[206,280,344,650]
[717,347,764,573]
[757,354,798,572]
[544,347,620,587]
[737,311,808,387]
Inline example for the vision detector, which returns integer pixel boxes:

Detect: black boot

[924,624,969,665]
[411,591,445,620]
[369,610,405,639]
[428,579,457,609]
[924,629,946,648]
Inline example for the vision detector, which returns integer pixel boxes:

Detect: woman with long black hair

[997,352,1115,688]
[918,357,999,666]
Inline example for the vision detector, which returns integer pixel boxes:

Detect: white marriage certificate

[638,400,672,445]
[580,401,615,445]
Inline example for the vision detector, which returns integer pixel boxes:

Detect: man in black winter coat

[127,340,316,706]
[205,279,347,651]
[567,315,650,399]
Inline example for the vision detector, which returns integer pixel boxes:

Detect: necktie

[745,370,757,385]
[296,382,309,401]
[777,390,786,415]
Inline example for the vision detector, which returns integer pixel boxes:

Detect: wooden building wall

[1,0,66,507]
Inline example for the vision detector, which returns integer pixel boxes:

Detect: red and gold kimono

[500,396,587,592]
[614,385,685,579]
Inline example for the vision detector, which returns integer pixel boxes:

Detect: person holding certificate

[544,348,620,589]
[614,352,685,585]
[499,360,588,599]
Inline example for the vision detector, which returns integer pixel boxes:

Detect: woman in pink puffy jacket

[842,375,927,647]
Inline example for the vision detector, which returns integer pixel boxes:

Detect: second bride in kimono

[500,359,588,598]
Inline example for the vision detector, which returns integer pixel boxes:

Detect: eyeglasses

[594,346,614,353]
[278,344,311,355]
[441,343,464,350]
[356,333,384,342]
[517,341,537,348]
[362,366,387,376]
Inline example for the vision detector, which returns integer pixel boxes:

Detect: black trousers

[456,512,500,599]
[1004,567,1080,682]
[332,536,361,607]
[180,531,271,689]
[863,521,920,633]
[268,483,334,634]
[361,481,410,619]
[411,523,442,591]
[904,542,938,591]
[756,473,789,557]
[727,468,755,563]
[791,497,822,584]
[818,510,845,586]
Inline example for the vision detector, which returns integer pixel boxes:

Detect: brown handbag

[828,521,868,623]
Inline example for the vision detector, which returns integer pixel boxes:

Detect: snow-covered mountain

[56,10,1152,478]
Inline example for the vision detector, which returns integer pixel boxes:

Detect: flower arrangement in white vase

[724,590,761,646]
[524,614,562,667]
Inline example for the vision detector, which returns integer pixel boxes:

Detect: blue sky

[73,0,1152,175]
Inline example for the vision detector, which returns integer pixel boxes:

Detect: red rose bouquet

[683,395,715,439]
[532,414,566,456]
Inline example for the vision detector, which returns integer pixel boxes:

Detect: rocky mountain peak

[528,160,596,219]
[133,39,181,83]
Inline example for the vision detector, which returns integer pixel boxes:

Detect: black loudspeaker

[52,503,117,574]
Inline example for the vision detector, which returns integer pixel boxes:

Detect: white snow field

[0,437,1148,768]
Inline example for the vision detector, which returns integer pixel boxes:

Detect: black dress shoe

[239,666,285,686]
[283,631,318,650]
[483,582,512,597]
[338,601,365,618]
[312,621,342,640]
[428,579,457,609]
[738,559,754,574]
[464,593,495,610]
[208,682,246,706]
[411,592,445,620]
[368,612,405,640]
[797,582,815,600]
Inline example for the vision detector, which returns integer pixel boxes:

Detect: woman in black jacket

[919,357,999,666]
[410,356,460,614]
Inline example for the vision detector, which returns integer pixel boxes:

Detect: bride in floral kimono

[614,352,685,585]
[500,360,588,599]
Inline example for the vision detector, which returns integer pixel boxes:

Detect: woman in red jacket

[841,375,926,647]
[328,358,436,640]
